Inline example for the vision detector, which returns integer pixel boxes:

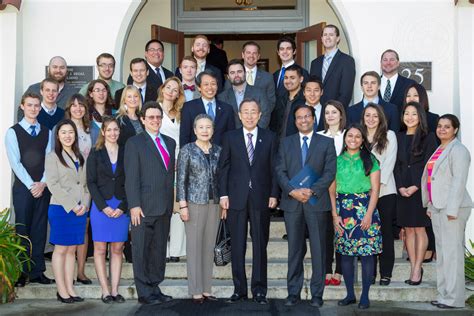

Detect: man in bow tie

[179,56,201,102]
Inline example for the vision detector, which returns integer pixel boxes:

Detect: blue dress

[49,161,87,246]
[90,162,130,242]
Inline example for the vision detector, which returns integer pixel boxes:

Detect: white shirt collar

[41,102,57,115]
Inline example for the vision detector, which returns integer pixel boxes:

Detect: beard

[49,71,67,83]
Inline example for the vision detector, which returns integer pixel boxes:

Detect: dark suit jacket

[426,111,440,134]
[114,84,158,107]
[179,98,235,147]
[86,146,128,213]
[127,64,174,89]
[269,88,306,138]
[309,50,356,109]
[218,128,279,211]
[346,99,400,132]
[175,62,224,93]
[124,132,176,217]
[273,63,310,97]
[379,74,416,111]
[207,44,228,83]
[276,132,336,212]
[394,132,437,189]
[217,84,271,128]
[116,115,144,147]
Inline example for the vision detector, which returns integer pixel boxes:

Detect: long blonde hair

[116,85,142,119]
[95,116,119,150]
[157,77,185,122]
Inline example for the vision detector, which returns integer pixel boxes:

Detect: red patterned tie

[155,137,170,169]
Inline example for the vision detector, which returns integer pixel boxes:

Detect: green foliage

[466,240,474,282]
[467,294,474,308]
[0,208,31,304]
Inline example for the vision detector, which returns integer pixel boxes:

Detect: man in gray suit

[218,59,270,128]
[124,101,176,305]
[276,104,336,308]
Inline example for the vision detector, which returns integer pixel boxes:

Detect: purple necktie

[155,137,170,169]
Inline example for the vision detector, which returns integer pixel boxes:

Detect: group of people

[6,25,472,310]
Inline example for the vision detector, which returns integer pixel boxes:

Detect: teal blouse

[336,151,380,194]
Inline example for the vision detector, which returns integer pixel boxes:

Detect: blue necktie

[30,125,37,136]
[277,67,286,88]
[301,136,309,166]
[207,102,215,121]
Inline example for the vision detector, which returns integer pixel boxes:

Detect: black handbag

[214,219,231,266]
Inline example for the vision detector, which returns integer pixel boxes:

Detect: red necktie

[155,137,170,169]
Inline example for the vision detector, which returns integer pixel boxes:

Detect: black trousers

[227,198,270,296]
[376,194,396,278]
[284,205,326,299]
[12,183,50,279]
[325,212,342,275]
[131,214,171,298]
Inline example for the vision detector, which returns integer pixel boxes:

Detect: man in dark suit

[218,59,270,128]
[269,64,306,138]
[175,35,224,93]
[124,101,175,305]
[241,41,276,118]
[379,49,416,112]
[347,71,400,131]
[116,58,158,106]
[218,98,279,305]
[276,104,336,308]
[127,39,174,88]
[180,70,235,147]
[273,36,309,97]
[309,24,355,109]
[207,39,228,83]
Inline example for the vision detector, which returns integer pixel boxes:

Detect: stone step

[44,258,435,282]
[15,279,438,301]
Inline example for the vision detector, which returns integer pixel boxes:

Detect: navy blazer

[124,132,176,217]
[346,99,400,132]
[379,74,416,111]
[127,64,174,89]
[86,146,128,213]
[218,127,279,211]
[114,84,158,107]
[273,63,310,97]
[309,50,356,109]
[276,132,336,212]
[175,62,224,93]
[179,98,235,147]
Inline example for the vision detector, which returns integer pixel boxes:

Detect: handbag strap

[215,219,225,243]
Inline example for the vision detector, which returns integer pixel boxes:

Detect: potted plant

[466,240,474,307]
[0,208,31,304]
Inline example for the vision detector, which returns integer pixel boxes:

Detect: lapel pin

[259,139,262,143]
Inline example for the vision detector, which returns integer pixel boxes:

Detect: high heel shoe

[408,268,423,286]
[57,292,74,304]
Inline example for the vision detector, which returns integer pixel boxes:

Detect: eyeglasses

[93,88,108,93]
[147,48,163,53]
[145,115,162,121]
[98,63,114,69]
[295,114,313,121]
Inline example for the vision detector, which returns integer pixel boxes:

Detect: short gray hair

[193,113,214,129]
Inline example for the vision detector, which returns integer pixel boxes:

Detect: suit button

[112,178,116,181]
[432,177,435,180]
[408,165,411,168]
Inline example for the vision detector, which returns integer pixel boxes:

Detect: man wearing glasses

[79,53,124,96]
[124,101,176,305]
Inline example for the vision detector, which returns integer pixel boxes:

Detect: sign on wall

[399,62,432,91]
[44,66,94,90]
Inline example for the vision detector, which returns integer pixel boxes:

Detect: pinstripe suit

[124,131,176,299]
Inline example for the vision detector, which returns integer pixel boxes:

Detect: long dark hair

[403,83,429,111]
[401,102,428,156]
[86,79,114,123]
[342,123,375,176]
[64,93,91,133]
[54,119,84,168]
[361,103,388,155]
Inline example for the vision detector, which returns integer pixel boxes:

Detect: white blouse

[317,129,345,156]
[160,110,180,157]
[371,130,398,197]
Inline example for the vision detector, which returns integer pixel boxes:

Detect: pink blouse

[426,147,444,202]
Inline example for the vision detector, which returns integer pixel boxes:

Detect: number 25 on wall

[401,68,424,84]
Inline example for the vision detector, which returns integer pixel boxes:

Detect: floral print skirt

[334,192,382,256]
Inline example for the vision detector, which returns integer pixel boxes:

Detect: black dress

[394,132,437,227]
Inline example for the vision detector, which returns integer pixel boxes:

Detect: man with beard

[79,53,125,96]
[23,56,78,116]
[218,59,270,128]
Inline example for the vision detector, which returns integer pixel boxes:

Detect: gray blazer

[176,142,221,204]
[218,83,271,129]
[421,138,473,216]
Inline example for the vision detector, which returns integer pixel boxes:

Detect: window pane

[184,0,297,11]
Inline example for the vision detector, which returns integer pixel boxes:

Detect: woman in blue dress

[330,123,382,309]
[87,116,129,303]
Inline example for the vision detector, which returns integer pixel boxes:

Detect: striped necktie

[322,56,332,81]
[247,133,254,165]
[155,137,170,169]
[383,79,392,102]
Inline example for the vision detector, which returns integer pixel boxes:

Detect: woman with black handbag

[176,114,223,304]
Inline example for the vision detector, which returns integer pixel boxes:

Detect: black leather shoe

[15,275,27,287]
[253,293,268,305]
[113,294,125,303]
[44,252,53,261]
[165,257,170,263]
[30,274,54,284]
[57,292,74,304]
[101,295,114,304]
[358,302,370,309]
[71,296,84,302]
[436,303,456,309]
[284,295,300,306]
[310,297,323,307]
[379,277,391,286]
[138,296,161,305]
[337,297,356,306]
[282,234,288,240]
[76,277,92,285]
[408,268,423,286]
[430,300,440,306]
[227,293,248,303]
[152,292,173,303]
[192,296,204,304]
[203,295,218,301]
[169,257,180,263]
